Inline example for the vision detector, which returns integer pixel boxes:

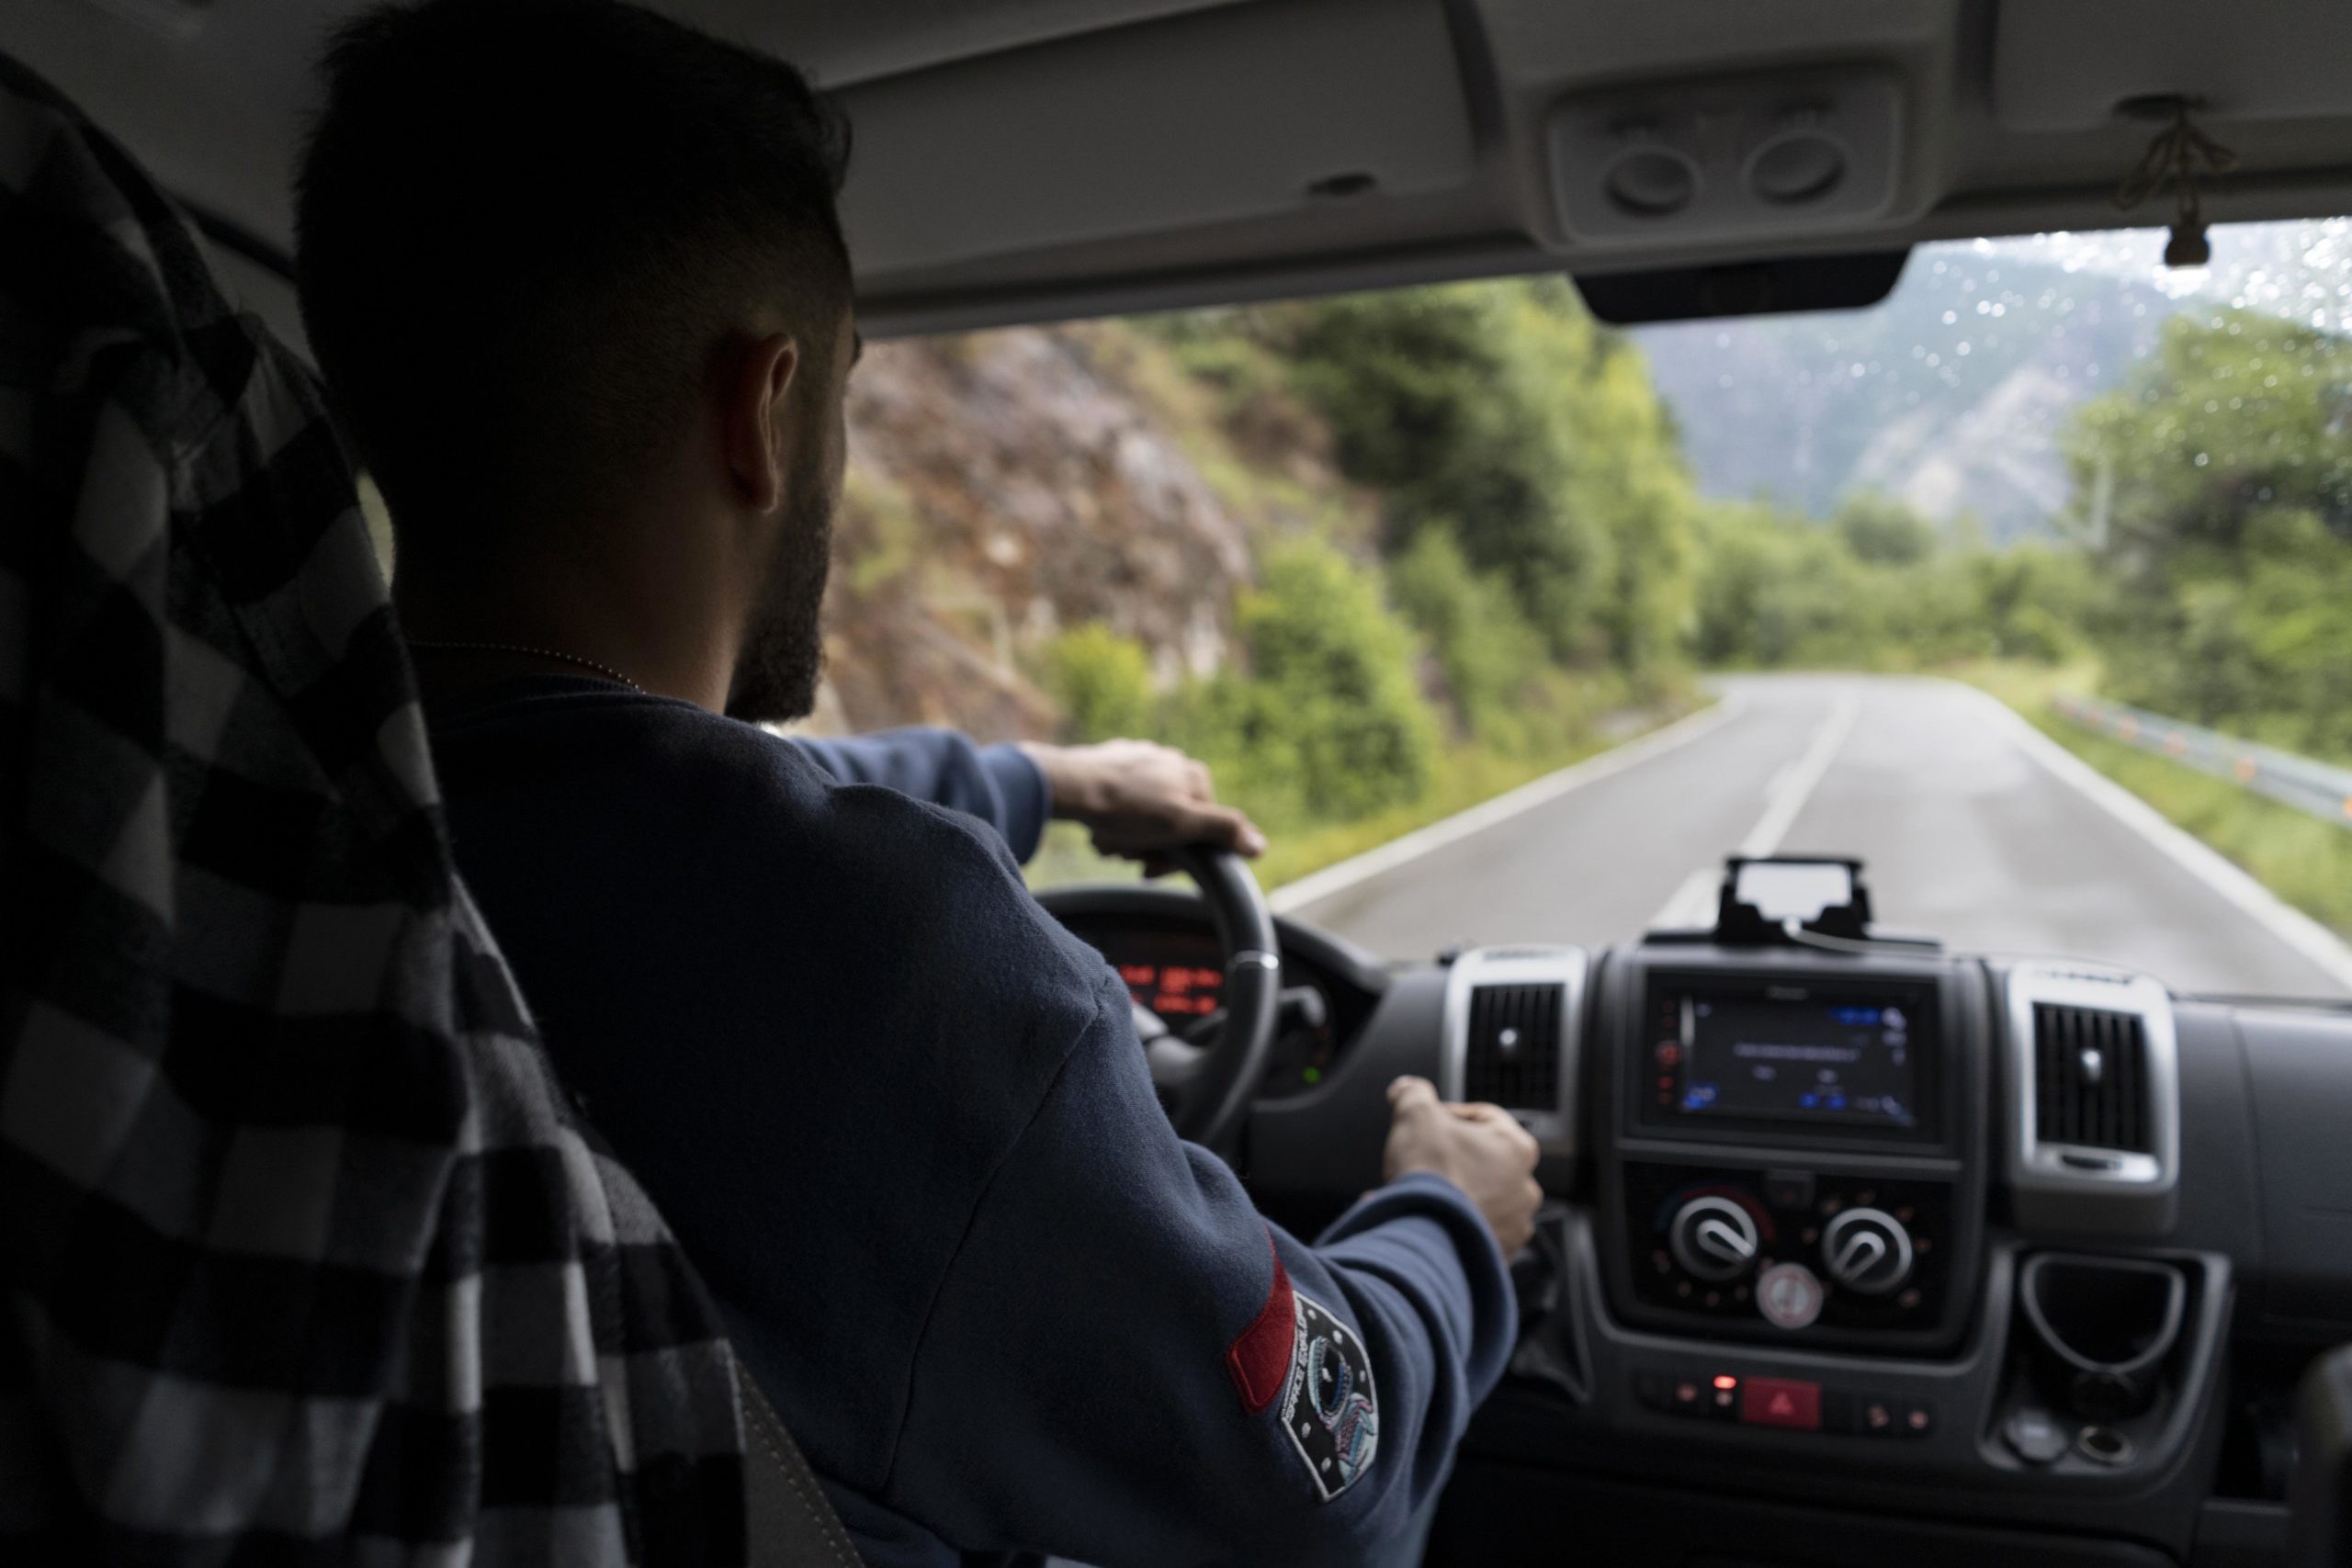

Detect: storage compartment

[2019,1253,2188,1417]
[1985,1251,2226,1483]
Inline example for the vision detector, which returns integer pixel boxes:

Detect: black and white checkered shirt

[0,52,758,1563]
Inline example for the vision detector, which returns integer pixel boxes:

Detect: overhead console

[1548,68,1906,247]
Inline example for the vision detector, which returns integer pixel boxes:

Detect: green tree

[1041,623,1155,742]
[1691,503,1871,666]
[1386,529,1549,746]
[2065,309,2352,756]
[1269,280,1697,668]
[1224,536,1440,819]
[1967,542,2096,662]
[1688,494,2074,671]
[1834,491,1939,565]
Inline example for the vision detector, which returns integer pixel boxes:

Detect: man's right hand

[1381,1076,1543,1254]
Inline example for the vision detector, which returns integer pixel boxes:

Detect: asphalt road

[1285,672,2352,1000]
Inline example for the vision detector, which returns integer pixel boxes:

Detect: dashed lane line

[1643,692,1860,933]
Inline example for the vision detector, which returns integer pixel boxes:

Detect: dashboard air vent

[2033,1004,2152,1155]
[2043,967,2135,987]
[1464,982,1562,1111]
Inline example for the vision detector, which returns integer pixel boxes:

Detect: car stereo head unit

[1639,973,1943,1144]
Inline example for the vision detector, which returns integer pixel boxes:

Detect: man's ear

[721,332,800,513]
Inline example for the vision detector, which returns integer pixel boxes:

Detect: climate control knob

[1668,1195,1762,1282]
[1820,1206,1914,1295]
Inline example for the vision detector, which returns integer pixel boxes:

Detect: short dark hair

[296,0,852,546]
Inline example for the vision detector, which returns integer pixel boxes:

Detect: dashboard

[1044,880,2352,1568]
[1050,887,1387,1103]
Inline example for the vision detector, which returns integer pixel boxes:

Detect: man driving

[294,2,1539,1562]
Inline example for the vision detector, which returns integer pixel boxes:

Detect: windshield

[830,220,2352,998]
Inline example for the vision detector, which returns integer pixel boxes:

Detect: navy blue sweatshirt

[424,676,1516,1565]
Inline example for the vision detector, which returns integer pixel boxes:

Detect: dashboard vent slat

[1463,982,1562,1111]
[2033,1003,2152,1155]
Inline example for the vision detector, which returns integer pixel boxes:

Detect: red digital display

[1116,962,1225,1019]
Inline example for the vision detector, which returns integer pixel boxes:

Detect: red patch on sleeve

[1226,1235,1297,1415]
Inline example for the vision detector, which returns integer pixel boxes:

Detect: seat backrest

[0,52,759,1563]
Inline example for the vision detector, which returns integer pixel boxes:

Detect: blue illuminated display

[1659,987,1926,1131]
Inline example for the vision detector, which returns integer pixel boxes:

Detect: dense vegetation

[2066,310,2352,762]
[1036,282,1699,877]
[1027,278,2351,888]
[1689,495,2096,670]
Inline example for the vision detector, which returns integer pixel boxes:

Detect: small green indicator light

[1302,1067,1322,1085]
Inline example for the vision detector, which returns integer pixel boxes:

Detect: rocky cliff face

[815,320,1335,739]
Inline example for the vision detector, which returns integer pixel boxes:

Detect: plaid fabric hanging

[0,52,753,1564]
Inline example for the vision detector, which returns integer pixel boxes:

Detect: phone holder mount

[1713,855,1876,945]
[1642,855,1939,951]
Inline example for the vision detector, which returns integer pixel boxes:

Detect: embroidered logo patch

[1277,1291,1378,1500]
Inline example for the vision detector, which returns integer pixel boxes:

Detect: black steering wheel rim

[1035,847,1283,1155]
[1157,846,1283,1151]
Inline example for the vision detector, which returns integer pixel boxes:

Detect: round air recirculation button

[1603,149,1699,218]
[1748,131,1846,205]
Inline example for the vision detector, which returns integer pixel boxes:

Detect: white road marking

[1269,697,1745,915]
[1642,693,1858,933]
[1737,694,1860,860]
[1946,681,2352,994]
[1646,866,1721,932]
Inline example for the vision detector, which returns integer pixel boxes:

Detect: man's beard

[723,482,835,725]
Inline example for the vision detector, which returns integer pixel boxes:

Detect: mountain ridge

[1631,247,2186,539]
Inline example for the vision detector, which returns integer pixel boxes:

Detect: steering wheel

[1045,846,1284,1154]
[1146,847,1284,1150]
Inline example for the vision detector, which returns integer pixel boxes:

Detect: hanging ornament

[2114,96,2238,269]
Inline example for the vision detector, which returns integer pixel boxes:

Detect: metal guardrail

[2050,693,2352,829]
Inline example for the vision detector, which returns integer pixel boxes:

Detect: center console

[1600,950,1986,1359]
[1454,873,2232,1568]
[1416,858,2262,1562]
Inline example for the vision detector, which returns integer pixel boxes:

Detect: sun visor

[1992,0,2352,130]
[834,0,1475,276]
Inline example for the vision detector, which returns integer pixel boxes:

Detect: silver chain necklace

[406,638,643,693]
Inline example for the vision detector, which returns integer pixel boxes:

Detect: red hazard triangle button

[1739,1377,1822,1430]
